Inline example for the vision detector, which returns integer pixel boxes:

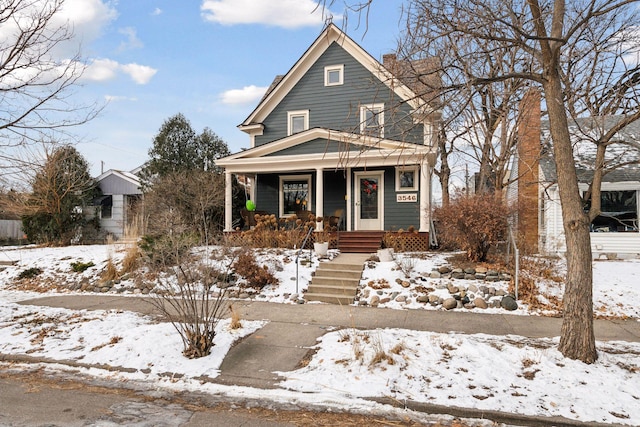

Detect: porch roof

[215,128,436,173]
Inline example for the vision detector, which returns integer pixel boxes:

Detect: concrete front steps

[305,253,369,304]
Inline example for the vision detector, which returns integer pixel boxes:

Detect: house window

[279,175,312,216]
[100,195,113,219]
[287,110,309,135]
[396,166,419,191]
[360,103,384,138]
[324,64,343,86]
[585,190,638,232]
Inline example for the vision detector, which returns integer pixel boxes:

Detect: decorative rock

[456,300,463,309]
[500,295,518,311]
[452,272,466,279]
[447,284,459,293]
[475,273,486,280]
[442,298,457,310]
[474,298,488,309]
[370,295,380,306]
[380,297,391,304]
[489,299,501,308]
[464,274,476,280]
[468,284,479,293]
[452,268,463,274]
[428,294,439,304]
[417,295,430,303]
[395,295,407,303]
[401,280,411,288]
[475,266,488,274]
[438,266,452,274]
[430,271,442,279]
[496,289,507,297]
[464,268,476,274]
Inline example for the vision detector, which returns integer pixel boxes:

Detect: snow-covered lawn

[0,244,639,425]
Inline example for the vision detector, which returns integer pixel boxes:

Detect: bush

[70,261,95,272]
[17,267,43,280]
[433,193,510,262]
[233,251,279,290]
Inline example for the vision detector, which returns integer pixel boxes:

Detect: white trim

[360,103,385,138]
[396,166,419,191]
[324,64,344,86]
[279,174,312,217]
[287,110,309,135]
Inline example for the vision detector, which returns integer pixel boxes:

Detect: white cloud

[118,27,143,51]
[201,0,337,29]
[83,59,157,85]
[221,85,268,105]
[104,95,138,102]
[82,58,120,82]
[151,8,163,16]
[120,63,158,84]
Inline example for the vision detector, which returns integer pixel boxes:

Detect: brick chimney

[517,89,541,253]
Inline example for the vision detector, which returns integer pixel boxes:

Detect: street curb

[370,397,630,427]
[1,352,630,427]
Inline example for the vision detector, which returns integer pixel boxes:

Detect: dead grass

[228,303,242,330]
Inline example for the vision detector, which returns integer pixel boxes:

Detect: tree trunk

[543,76,597,363]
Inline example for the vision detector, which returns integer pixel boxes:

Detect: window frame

[287,110,309,136]
[584,189,639,232]
[360,103,385,138]
[324,64,344,86]
[279,174,312,217]
[395,166,419,191]
[100,195,113,219]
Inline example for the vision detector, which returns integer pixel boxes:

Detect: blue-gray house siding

[255,42,423,149]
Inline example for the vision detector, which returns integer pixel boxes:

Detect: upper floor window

[360,103,384,138]
[324,64,344,86]
[287,110,309,135]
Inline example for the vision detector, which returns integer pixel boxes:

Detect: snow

[1,244,639,425]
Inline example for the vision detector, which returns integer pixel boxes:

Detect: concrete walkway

[15,294,640,427]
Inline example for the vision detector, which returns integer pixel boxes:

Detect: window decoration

[360,103,384,137]
[287,110,309,135]
[324,64,344,86]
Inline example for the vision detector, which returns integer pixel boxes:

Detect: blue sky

[61,0,406,176]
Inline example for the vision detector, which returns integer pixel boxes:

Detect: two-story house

[216,24,440,251]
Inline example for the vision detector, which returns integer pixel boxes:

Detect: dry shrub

[233,250,279,290]
[121,245,141,274]
[433,192,510,262]
[515,257,563,312]
[102,256,118,282]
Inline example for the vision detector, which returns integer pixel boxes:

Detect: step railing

[295,226,315,294]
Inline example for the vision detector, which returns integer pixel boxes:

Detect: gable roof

[216,127,435,173]
[239,24,427,131]
[540,115,640,183]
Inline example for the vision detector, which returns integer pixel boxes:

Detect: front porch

[226,229,430,253]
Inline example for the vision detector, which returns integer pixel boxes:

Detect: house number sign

[396,193,417,202]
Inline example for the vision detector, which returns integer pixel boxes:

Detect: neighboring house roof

[239,23,433,132]
[96,169,142,195]
[540,115,640,183]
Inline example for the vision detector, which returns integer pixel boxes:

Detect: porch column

[346,167,352,231]
[224,171,232,232]
[419,162,430,232]
[315,167,324,220]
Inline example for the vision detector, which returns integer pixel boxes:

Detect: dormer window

[324,64,344,86]
[287,110,309,135]
[360,103,384,138]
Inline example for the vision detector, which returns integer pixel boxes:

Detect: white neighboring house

[93,169,143,240]
[513,94,640,259]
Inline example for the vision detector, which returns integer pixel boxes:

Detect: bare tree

[328,0,640,363]
[0,0,100,178]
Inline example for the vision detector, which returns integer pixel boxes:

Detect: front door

[355,171,383,230]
